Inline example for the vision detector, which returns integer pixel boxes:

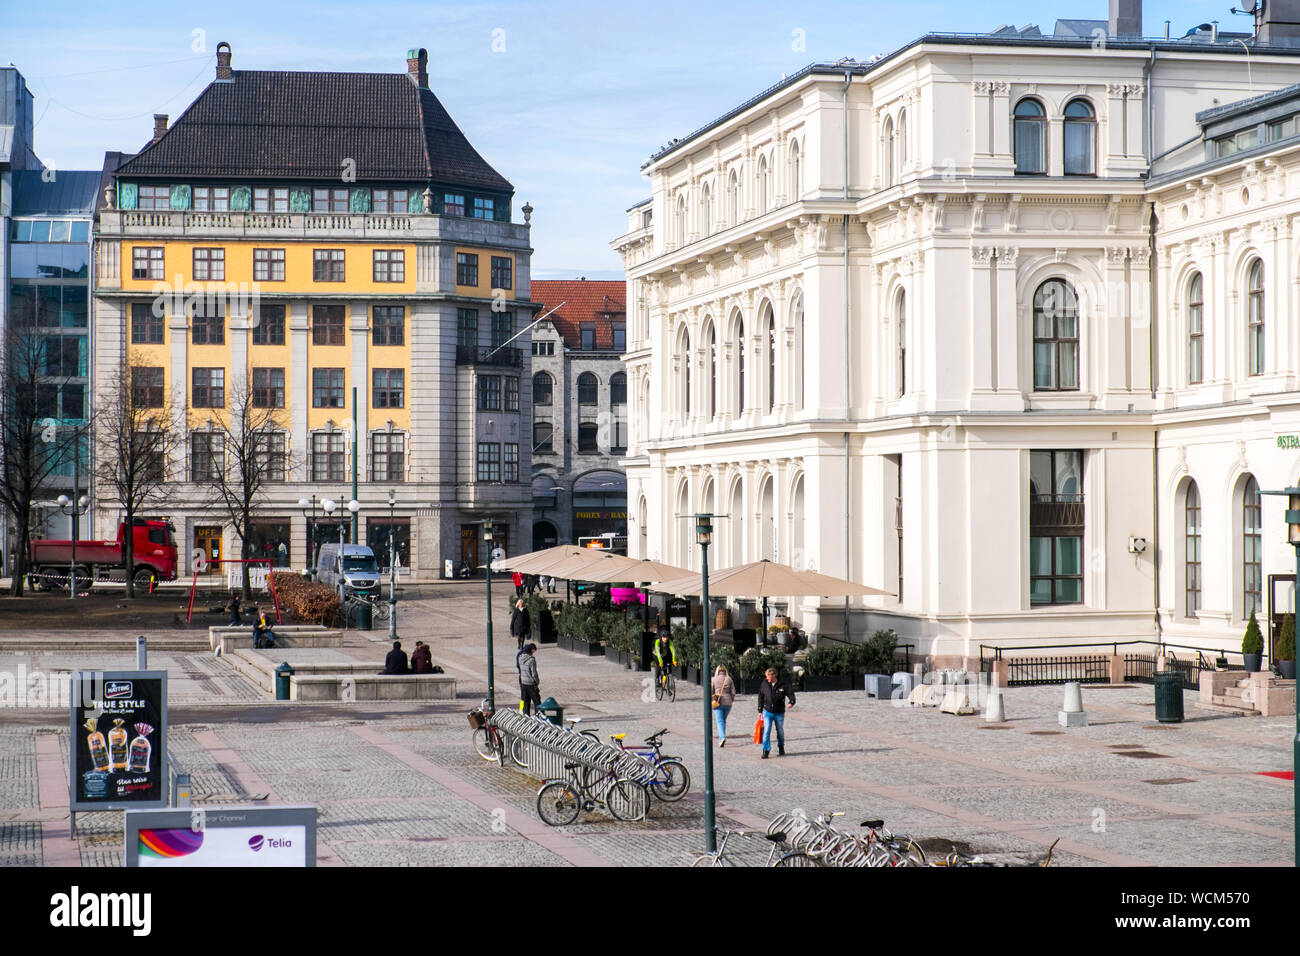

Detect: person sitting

[410,641,434,674]
[459,559,473,578]
[383,640,409,675]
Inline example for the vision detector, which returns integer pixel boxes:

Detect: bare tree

[93,352,181,596]
[196,372,292,600]
[0,325,80,596]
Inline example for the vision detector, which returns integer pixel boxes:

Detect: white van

[317,543,381,595]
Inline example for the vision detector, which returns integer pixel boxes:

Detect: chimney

[1108,0,1142,38]
[406,48,428,89]
[215,41,232,81]
[1260,0,1300,47]
[152,114,168,143]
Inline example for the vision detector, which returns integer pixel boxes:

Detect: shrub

[855,629,899,674]
[740,646,789,679]
[1280,613,1296,662]
[803,643,853,676]
[1242,611,1264,656]
[710,642,740,683]
[269,572,340,626]
[672,624,703,667]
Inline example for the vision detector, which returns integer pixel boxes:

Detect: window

[457,308,478,348]
[491,311,513,348]
[132,247,164,280]
[372,189,408,213]
[192,367,224,407]
[1014,99,1046,175]
[190,302,225,345]
[895,290,907,397]
[312,189,348,212]
[443,193,465,217]
[533,422,554,453]
[253,248,285,282]
[611,419,627,452]
[1243,475,1262,618]
[882,116,894,185]
[1032,279,1079,391]
[1063,100,1096,175]
[578,372,598,405]
[373,369,404,408]
[313,249,345,282]
[253,305,285,345]
[372,432,405,481]
[504,443,519,482]
[1029,449,1084,606]
[193,187,230,212]
[897,110,908,168]
[138,185,170,210]
[472,197,495,220]
[1185,481,1201,617]
[676,194,687,247]
[578,422,599,452]
[757,156,770,212]
[253,188,289,212]
[131,367,164,407]
[252,367,285,408]
[728,169,741,224]
[581,323,596,350]
[312,433,345,481]
[533,372,553,405]
[312,368,345,408]
[1187,272,1203,384]
[131,303,164,344]
[490,256,513,289]
[373,249,405,282]
[505,376,519,411]
[313,304,346,346]
[255,432,286,481]
[612,324,626,351]
[700,184,712,236]
[457,253,478,286]
[767,311,777,412]
[372,306,404,346]
[476,442,501,481]
[706,324,717,418]
[789,141,801,200]
[736,320,746,413]
[531,341,555,356]
[611,372,627,405]
[191,432,223,481]
[1247,258,1264,376]
[477,375,502,410]
[134,430,166,480]
[192,247,225,281]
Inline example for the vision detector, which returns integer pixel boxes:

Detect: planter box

[801,674,855,692]
[572,638,603,657]
[738,677,766,695]
[605,644,621,663]
[686,666,701,685]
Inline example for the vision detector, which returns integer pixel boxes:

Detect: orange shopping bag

[753,716,763,745]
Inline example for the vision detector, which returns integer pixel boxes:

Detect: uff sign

[69,671,167,812]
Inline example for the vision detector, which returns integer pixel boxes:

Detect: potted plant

[768,620,790,646]
[1278,613,1296,680]
[852,629,899,682]
[801,644,855,691]
[1242,610,1264,672]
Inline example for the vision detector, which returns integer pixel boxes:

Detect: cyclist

[651,627,678,687]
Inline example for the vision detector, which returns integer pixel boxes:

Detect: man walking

[757,667,796,757]
[518,643,541,716]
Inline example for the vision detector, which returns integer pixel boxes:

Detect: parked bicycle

[607,729,690,802]
[691,826,806,867]
[765,811,926,867]
[468,699,527,767]
[536,760,649,826]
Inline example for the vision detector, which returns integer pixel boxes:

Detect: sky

[2,0,1245,278]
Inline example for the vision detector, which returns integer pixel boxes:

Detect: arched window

[700,183,712,237]
[789,141,801,200]
[882,115,895,185]
[1185,481,1201,617]
[1014,99,1046,174]
[895,289,907,397]
[728,169,740,224]
[757,156,769,213]
[577,422,599,452]
[1063,99,1095,175]
[897,108,908,169]
[610,372,626,406]
[766,308,777,412]
[735,318,746,413]
[1032,278,1079,391]
[532,371,553,406]
[793,294,805,412]
[577,372,598,405]
[1187,272,1203,385]
[676,193,687,247]
[1243,475,1261,618]
[680,331,691,422]
[704,321,717,419]
[1247,258,1264,376]
[533,421,553,453]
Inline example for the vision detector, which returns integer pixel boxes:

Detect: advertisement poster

[125,807,317,867]
[69,671,167,812]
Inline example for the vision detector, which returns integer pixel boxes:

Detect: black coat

[509,607,531,637]
[384,649,409,675]
[757,678,796,714]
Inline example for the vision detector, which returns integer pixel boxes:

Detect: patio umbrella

[651,559,892,598]
[542,550,643,581]
[577,557,692,585]
[493,546,589,574]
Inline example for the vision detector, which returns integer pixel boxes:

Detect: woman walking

[711,665,736,746]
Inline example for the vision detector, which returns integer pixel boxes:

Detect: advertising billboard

[69,670,167,813]
[124,806,317,867]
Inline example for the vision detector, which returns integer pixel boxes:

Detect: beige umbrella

[651,559,892,598]
[578,557,692,585]
[542,549,643,581]
[493,546,589,574]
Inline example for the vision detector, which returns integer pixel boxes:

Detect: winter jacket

[711,673,736,707]
[510,607,531,637]
[519,654,539,686]
[757,677,795,714]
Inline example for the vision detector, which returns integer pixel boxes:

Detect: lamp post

[695,514,717,853]
[1258,481,1300,865]
[56,493,91,599]
[321,498,360,601]
[482,520,496,712]
[387,490,398,641]
[297,495,318,578]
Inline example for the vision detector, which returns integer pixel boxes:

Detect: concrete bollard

[1058,681,1088,727]
[984,689,1006,722]
[136,636,147,670]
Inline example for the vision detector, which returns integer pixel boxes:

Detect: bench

[208,626,343,652]
[290,673,458,701]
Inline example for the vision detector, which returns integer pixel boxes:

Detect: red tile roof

[530,279,626,352]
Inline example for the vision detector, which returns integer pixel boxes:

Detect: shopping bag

[753,716,763,745]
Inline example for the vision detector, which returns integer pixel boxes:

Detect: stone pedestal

[1058,681,1088,727]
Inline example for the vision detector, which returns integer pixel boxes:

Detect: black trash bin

[275,662,293,700]
[352,599,373,630]
[1154,670,1184,723]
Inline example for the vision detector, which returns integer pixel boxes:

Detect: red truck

[29,518,179,591]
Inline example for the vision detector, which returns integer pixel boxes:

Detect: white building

[613,1,1300,665]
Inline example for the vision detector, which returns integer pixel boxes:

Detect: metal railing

[487,709,658,789]
[456,345,523,367]
[981,640,1249,691]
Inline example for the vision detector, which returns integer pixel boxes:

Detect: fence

[1002,655,1110,686]
[981,640,1249,691]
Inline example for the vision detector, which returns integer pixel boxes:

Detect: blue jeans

[761,710,784,752]
[713,704,732,740]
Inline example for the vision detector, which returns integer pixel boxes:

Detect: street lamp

[56,494,91,599]
[387,490,398,641]
[695,514,717,853]
[321,498,360,601]
[297,495,319,578]
[1258,481,1300,865]
[482,520,497,712]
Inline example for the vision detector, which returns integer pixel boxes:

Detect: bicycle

[536,760,649,826]
[468,700,527,768]
[652,662,676,702]
[691,824,807,867]
[607,728,690,802]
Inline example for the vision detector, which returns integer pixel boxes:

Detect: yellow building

[93,44,535,578]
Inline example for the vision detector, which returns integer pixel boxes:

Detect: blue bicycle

[608,728,690,802]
